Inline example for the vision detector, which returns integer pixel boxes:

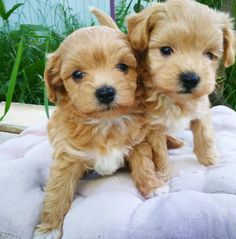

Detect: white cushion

[0,106,236,239]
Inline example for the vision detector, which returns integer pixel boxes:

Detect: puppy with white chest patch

[33,11,167,239]
[127,0,235,176]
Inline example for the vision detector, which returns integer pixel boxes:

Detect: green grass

[0,36,23,120]
[0,0,236,116]
[0,0,85,109]
[0,24,63,105]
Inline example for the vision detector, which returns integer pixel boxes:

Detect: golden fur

[34,23,165,238]
[127,0,235,175]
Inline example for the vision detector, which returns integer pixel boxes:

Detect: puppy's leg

[190,113,218,166]
[34,153,87,239]
[166,134,184,149]
[127,141,167,198]
[148,126,171,180]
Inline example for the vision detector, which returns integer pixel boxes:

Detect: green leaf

[120,0,133,28]
[0,0,6,19]
[44,83,50,119]
[0,37,24,121]
[5,3,23,20]
[37,74,50,119]
[44,40,50,119]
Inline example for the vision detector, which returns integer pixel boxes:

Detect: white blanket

[0,106,236,239]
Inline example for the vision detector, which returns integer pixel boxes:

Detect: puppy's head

[128,0,235,102]
[45,26,137,118]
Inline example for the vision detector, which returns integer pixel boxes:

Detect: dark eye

[160,47,173,56]
[205,52,215,60]
[116,63,128,73]
[72,70,85,81]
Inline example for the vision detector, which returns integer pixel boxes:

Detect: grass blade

[0,37,24,121]
[38,74,50,119]
[44,83,50,119]
[0,0,6,19]
[5,3,23,20]
[44,39,50,119]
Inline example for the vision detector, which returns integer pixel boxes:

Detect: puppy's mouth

[101,103,114,111]
[99,101,124,112]
[178,89,194,94]
[99,102,131,115]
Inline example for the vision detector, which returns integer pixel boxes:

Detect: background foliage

[0,0,236,113]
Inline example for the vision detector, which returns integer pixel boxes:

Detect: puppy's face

[128,0,235,102]
[45,26,137,118]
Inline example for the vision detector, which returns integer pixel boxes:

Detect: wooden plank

[0,102,55,129]
[0,124,25,134]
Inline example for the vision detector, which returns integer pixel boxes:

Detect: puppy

[34,15,164,239]
[127,0,235,176]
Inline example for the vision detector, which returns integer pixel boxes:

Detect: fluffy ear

[221,13,236,67]
[127,3,163,51]
[44,52,64,103]
[90,7,119,30]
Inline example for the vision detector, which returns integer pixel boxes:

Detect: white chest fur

[65,145,130,176]
[150,100,192,133]
[151,113,191,133]
[93,147,130,175]
[149,95,207,133]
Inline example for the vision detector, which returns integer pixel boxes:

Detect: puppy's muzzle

[95,86,116,104]
[180,72,200,93]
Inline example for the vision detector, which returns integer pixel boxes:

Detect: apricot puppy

[127,0,235,176]
[33,20,164,239]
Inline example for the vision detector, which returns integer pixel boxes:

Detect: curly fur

[127,0,235,176]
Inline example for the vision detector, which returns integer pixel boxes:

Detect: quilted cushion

[0,106,236,239]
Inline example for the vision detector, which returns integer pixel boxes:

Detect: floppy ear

[90,7,119,30]
[127,3,163,51]
[44,52,64,103]
[221,13,236,67]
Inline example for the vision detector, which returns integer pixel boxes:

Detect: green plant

[54,1,85,36]
[0,0,86,109]
[116,0,164,32]
[0,0,23,23]
[0,24,63,105]
[116,0,133,32]
[0,37,24,121]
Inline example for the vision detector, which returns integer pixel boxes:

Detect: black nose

[96,86,116,104]
[180,72,200,91]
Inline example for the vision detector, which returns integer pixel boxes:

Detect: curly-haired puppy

[127,0,235,176]
[33,14,167,239]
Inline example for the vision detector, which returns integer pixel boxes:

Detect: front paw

[137,179,169,199]
[33,225,61,239]
[146,184,170,199]
[195,147,219,166]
